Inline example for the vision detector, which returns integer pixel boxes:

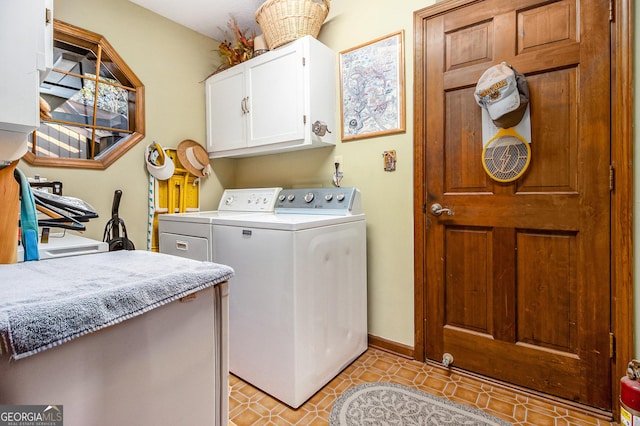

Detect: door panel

[444,89,487,191]
[516,231,577,352]
[416,0,611,410]
[519,70,577,191]
[444,227,492,333]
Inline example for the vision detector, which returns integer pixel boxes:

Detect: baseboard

[367,334,414,359]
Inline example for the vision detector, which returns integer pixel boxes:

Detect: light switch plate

[383,150,396,171]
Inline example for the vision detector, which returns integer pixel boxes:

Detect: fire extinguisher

[621,360,640,425]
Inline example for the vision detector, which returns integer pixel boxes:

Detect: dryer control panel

[217,187,282,212]
[275,188,362,215]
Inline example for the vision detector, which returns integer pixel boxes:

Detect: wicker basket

[255,0,330,49]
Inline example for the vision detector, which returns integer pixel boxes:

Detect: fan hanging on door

[474,62,532,182]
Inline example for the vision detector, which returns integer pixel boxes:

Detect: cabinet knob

[312,121,331,136]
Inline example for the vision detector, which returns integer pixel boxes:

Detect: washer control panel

[275,188,362,215]
[217,187,282,212]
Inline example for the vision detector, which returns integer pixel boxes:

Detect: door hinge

[302,57,306,66]
[423,203,427,214]
[609,165,615,191]
[609,0,614,22]
[303,115,307,125]
[610,332,615,358]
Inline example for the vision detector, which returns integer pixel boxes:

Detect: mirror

[23,21,145,169]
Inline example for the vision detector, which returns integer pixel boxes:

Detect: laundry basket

[255,0,330,49]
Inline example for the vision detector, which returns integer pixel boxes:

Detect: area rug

[329,382,512,425]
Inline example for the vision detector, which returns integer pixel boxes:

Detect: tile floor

[228,347,615,425]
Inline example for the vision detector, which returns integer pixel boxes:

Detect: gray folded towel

[0,250,234,360]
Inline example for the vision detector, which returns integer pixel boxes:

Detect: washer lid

[158,210,264,224]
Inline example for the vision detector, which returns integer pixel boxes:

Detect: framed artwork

[339,31,405,141]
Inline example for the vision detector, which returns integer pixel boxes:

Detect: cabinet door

[205,67,246,153]
[0,1,41,135]
[38,0,54,82]
[245,44,305,147]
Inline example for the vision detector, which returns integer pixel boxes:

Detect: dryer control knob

[304,192,314,203]
[325,193,333,201]
[278,194,286,202]
[336,193,345,201]
[287,194,295,201]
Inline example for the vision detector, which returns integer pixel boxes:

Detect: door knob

[430,203,453,216]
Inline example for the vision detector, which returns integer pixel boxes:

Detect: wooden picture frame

[339,31,405,141]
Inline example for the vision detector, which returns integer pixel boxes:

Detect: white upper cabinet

[206,36,336,159]
[0,0,53,153]
[38,0,54,82]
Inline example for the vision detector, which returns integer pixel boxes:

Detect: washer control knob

[225,196,235,205]
[287,194,295,201]
[325,193,333,201]
[304,192,314,203]
[336,193,345,202]
[263,197,270,204]
[278,194,286,202]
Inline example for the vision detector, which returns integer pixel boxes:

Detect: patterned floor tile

[229,347,615,425]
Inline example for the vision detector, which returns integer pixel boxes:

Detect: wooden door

[414,0,612,410]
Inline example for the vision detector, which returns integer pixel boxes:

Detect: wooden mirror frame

[23,21,145,170]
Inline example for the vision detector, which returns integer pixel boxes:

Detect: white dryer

[155,188,282,426]
[158,187,282,262]
[212,187,367,408]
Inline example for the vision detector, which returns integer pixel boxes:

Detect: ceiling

[128,0,268,39]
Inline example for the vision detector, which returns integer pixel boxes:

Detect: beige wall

[21,0,637,351]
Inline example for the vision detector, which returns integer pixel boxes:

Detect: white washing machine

[212,187,367,408]
[157,188,282,262]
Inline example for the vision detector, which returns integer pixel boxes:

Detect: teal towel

[14,169,39,261]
